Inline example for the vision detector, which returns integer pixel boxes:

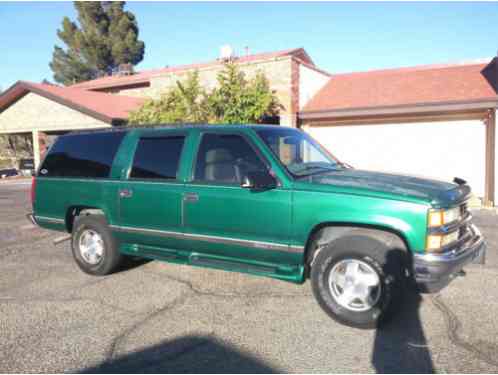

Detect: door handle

[184,192,199,203]
[119,189,133,198]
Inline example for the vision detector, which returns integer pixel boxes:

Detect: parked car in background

[18,158,35,176]
[28,125,486,329]
[0,168,18,179]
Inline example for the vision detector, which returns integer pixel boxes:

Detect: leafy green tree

[129,71,210,125]
[50,2,145,85]
[129,63,280,125]
[209,63,280,124]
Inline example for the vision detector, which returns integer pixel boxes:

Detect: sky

[0,1,497,90]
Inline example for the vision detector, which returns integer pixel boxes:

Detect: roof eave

[0,81,123,124]
[299,98,498,120]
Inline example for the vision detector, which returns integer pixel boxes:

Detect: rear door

[114,131,187,250]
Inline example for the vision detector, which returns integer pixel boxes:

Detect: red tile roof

[71,48,312,91]
[302,59,498,113]
[0,81,145,123]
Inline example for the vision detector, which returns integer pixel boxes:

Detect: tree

[50,2,145,85]
[209,63,280,124]
[129,63,280,125]
[129,71,210,125]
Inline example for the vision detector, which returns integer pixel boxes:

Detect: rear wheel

[310,236,406,329]
[71,215,123,275]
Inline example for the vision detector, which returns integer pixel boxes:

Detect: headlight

[427,207,461,227]
[426,231,459,252]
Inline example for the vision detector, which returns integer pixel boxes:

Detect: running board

[120,243,304,283]
[190,254,276,274]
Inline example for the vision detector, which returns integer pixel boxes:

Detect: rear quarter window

[39,131,126,178]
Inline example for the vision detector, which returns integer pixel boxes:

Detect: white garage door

[306,119,486,198]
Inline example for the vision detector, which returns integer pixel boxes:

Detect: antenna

[220,45,234,61]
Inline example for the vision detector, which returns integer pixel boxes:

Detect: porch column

[32,130,40,170]
[484,109,496,206]
[495,109,498,207]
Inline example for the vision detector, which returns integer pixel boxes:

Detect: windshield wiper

[294,165,343,178]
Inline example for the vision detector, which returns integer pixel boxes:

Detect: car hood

[307,169,470,207]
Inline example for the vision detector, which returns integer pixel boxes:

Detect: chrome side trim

[34,215,65,224]
[109,224,304,253]
[109,225,184,240]
[289,245,305,252]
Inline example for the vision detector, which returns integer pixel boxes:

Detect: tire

[71,214,123,276]
[310,235,406,329]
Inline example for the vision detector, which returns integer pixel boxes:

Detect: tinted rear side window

[40,131,126,178]
[130,136,185,180]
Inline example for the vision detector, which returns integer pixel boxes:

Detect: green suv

[28,125,486,328]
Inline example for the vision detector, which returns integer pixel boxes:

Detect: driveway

[1,181,498,373]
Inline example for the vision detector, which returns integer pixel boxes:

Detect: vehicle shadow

[371,251,434,373]
[82,335,278,373]
[118,256,152,273]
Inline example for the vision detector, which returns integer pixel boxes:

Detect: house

[299,58,498,206]
[0,47,496,205]
[0,48,330,167]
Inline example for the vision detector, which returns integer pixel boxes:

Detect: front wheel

[310,237,405,329]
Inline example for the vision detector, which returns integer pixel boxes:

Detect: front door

[183,132,294,265]
[116,133,186,250]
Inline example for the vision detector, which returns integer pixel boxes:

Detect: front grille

[458,202,471,241]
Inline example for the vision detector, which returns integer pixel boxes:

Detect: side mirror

[241,171,277,190]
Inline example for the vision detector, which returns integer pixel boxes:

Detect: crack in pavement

[100,271,310,368]
[147,269,312,299]
[431,294,498,368]
[91,334,215,373]
[104,293,191,363]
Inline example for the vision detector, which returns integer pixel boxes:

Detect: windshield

[255,127,345,178]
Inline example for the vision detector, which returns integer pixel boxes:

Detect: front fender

[291,189,429,254]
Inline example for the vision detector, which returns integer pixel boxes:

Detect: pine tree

[49,2,145,85]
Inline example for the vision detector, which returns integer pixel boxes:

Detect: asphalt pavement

[1,180,498,373]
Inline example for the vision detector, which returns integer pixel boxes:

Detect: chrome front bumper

[413,224,486,293]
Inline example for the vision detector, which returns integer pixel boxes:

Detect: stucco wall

[306,119,486,198]
[496,109,498,204]
[0,92,110,134]
[114,57,295,126]
[299,65,330,109]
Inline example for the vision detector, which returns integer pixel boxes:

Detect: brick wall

[113,57,296,126]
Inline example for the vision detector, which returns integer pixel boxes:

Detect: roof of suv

[68,124,291,136]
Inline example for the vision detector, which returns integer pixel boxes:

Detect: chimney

[116,63,134,76]
[496,50,498,76]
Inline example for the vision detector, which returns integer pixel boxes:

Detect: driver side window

[194,133,268,184]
